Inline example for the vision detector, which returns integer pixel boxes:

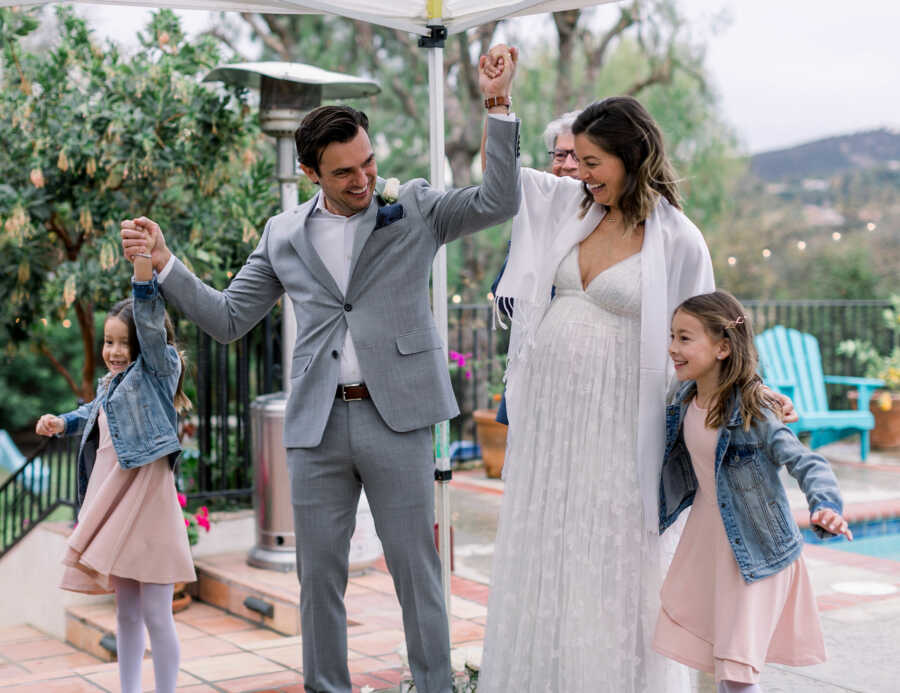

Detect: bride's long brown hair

[675,291,781,431]
[571,96,681,230]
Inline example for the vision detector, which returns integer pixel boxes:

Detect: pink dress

[60,409,196,594]
[652,398,826,683]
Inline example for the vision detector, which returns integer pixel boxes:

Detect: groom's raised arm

[419,44,521,246]
[121,216,284,344]
[419,115,521,247]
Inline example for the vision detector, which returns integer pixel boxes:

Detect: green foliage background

[0,7,279,430]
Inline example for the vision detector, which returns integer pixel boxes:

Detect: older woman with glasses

[544,110,581,178]
[477,68,715,690]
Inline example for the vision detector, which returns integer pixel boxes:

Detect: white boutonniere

[382,177,400,203]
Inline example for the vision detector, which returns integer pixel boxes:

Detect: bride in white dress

[478,94,715,692]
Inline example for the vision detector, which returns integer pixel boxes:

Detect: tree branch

[46,214,75,259]
[200,28,251,61]
[457,32,480,103]
[625,53,674,95]
[589,1,638,69]
[73,300,96,401]
[241,13,290,60]
[553,10,580,113]
[37,342,81,399]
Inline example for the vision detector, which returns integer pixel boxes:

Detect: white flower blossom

[382,177,400,203]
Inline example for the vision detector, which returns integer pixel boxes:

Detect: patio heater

[203,63,380,571]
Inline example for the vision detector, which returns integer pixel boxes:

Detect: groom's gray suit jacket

[160,117,521,448]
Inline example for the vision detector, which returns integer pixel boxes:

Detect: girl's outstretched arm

[130,236,180,380]
[44,400,94,438]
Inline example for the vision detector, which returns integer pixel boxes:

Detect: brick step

[193,552,303,635]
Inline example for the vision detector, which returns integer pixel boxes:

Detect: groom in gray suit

[122,48,519,693]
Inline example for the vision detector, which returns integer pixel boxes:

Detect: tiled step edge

[193,562,300,636]
[65,609,116,663]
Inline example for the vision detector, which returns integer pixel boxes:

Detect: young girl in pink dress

[35,249,195,693]
[653,290,853,693]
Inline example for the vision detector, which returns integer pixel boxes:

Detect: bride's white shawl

[496,168,715,533]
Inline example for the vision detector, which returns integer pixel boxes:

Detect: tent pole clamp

[418,25,447,48]
[434,469,452,482]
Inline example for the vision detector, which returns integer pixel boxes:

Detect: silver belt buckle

[341,382,364,402]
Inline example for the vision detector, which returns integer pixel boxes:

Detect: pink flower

[199,506,209,516]
[184,517,190,528]
[177,492,187,508]
[196,513,211,532]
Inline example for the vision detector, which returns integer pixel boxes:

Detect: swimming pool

[802,517,900,561]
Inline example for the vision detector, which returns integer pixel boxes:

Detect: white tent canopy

[5,0,617,633]
[8,0,606,36]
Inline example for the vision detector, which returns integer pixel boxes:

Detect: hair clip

[725,315,746,330]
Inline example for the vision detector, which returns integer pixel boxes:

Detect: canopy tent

[4,0,617,629]
[9,0,606,36]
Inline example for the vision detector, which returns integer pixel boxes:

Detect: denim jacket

[659,382,843,584]
[60,277,182,504]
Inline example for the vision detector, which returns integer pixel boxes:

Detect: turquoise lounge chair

[755,325,884,461]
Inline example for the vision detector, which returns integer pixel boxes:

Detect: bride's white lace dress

[479,246,688,693]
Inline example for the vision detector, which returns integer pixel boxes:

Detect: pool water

[802,517,900,561]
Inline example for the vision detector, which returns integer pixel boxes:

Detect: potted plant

[838,294,900,449]
[472,355,507,479]
[174,491,210,612]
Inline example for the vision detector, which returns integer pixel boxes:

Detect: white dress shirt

[305,193,364,384]
[157,114,515,385]
[157,192,365,384]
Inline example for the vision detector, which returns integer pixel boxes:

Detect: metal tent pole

[421,21,453,641]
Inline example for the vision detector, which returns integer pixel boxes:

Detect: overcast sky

[76,0,900,154]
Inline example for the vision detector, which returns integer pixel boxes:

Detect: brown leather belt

[336,383,370,401]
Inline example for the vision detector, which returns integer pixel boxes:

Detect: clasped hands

[478,43,518,100]
[121,217,170,270]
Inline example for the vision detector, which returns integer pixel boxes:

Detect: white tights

[718,682,763,693]
[113,578,180,693]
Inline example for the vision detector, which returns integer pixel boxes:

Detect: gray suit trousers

[287,398,451,693]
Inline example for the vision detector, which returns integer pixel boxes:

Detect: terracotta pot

[473,409,507,478]
[848,390,900,450]
[172,581,192,613]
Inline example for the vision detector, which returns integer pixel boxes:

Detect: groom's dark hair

[295,105,370,175]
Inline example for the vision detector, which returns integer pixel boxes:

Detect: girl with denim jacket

[651,291,852,693]
[35,249,193,693]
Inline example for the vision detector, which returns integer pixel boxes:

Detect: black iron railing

[177,313,282,505]
[0,436,77,558]
[2,298,893,546]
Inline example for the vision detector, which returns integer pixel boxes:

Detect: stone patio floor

[0,437,898,692]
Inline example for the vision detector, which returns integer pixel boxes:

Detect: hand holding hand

[35,414,64,437]
[479,44,517,98]
[121,217,171,272]
[811,508,853,540]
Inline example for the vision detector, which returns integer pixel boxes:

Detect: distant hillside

[750,128,900,181]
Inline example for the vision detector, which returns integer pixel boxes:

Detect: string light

[41,318,47,326]
[797,241,807,250]
[832,232,842,241]
[867,222,877,231]
[727,256,737,266]
[62,319,71,328]
[486,292,494,301]
[762,249,771,258]
[452,294,462,304]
